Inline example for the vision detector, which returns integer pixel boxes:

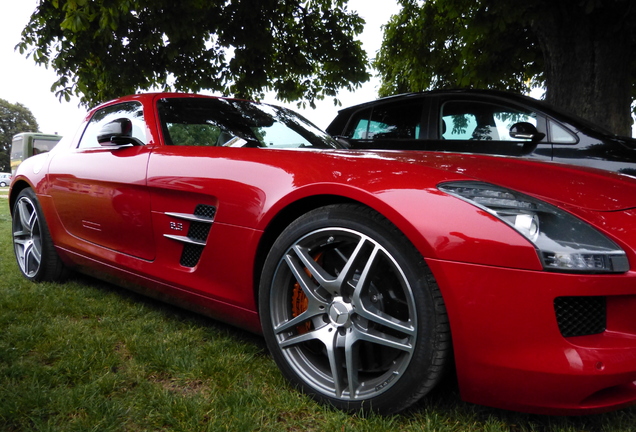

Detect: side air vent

[164,205,216,267]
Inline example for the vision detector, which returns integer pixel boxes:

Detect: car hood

[370,151,636,212]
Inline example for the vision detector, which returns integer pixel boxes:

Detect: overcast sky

[0,0,400,137]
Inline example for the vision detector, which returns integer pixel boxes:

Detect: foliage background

[0,99,39,172]
[17,0,369,110]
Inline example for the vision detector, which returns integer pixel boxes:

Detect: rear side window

[441,101,538,141]
[548,119,577,143]
[343,101,423,140]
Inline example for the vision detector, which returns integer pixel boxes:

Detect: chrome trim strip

[165,212,214,223]
[163,234,206,246]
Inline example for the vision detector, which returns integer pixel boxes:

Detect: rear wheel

[259,204,450,414]
[12,188,67,282]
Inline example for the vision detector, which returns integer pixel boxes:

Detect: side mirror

[97,118,144,146]
[509,122,546,143]
[334,136,351,149]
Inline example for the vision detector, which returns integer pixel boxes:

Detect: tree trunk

[530,1,633,136]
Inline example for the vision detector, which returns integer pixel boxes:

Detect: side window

[78,102,146,149]
[32,139,59,155]
[166,123,223,146]
[10,137,24,176]
[165,122,316,148]
[441,101,538,141]
[368,102,423,139]
[158,98,337,149]
[343,108,373,139]
[342,102,423,140]
[10,137,24,161]
[548,119,577,143]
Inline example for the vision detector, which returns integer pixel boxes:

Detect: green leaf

[17,0,369,108]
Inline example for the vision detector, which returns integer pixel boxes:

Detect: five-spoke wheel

[13,192,43,278]
[260,205,449,414]
[12,188,67,282]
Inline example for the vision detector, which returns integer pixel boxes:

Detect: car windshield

[158,97,340,149]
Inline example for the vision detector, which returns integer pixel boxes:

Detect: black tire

[12,188,67,282]
[0,182,7,187]
[259,204,450,414]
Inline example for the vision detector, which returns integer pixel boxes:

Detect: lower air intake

[554,296,606,337]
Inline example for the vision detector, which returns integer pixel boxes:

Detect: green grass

[2,199,636,431]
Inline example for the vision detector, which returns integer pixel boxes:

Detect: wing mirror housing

[509,122,546,143]
[334,136,351,149]
[97,118,144,146]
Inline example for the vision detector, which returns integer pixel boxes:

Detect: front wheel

[259,205,450,414]
[12,188,67,282]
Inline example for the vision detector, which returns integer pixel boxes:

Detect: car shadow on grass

[65,271,269,352]
[64,272,636,431]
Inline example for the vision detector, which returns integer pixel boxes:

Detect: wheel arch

[250,192,444,319]
[8,179,34,216]
[252,194,357,307]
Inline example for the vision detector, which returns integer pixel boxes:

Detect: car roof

[89,92,249,112]
[335,89,542,112]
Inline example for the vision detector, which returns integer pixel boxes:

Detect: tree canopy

[0,99,39,172]
[376,0,636,136]
[18,0,369,109]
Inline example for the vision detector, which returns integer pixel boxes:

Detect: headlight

[438,181,629,273]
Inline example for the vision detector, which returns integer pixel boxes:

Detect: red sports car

[9,93,636,415]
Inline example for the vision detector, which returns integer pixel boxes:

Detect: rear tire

[12,188,67,282]
[259,204,450,414]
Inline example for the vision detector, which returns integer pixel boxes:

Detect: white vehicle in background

[0,172,10,187]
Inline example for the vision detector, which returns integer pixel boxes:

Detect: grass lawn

[1,196,636,431]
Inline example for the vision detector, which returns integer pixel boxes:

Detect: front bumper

[428,258,636,415]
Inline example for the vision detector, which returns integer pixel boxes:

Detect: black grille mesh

[194,204,216,218]
[188,222,211,242]
[181,244,205,267]
[178,204,215,267]
[554,296,606,337]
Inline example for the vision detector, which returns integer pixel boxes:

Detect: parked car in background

[10,93,636,416]
[326,89,636,176]
[10,132,62,176]
[0,172,11,187]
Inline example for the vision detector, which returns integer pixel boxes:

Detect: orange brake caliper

[291,253,323,334]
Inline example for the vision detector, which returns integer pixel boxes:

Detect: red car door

[48,101,155,261]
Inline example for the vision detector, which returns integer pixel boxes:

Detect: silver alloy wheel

[12,195,43,278]
[269,226,417,400]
